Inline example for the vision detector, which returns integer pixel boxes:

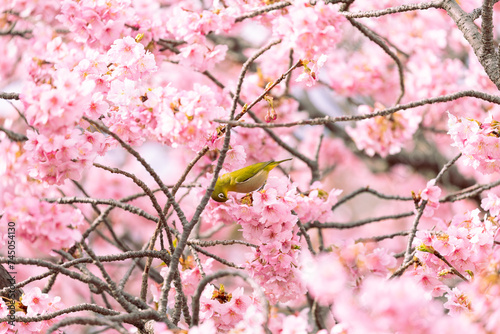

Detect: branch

[0,304,120,323]
[188,244,245,269]
[435,153,462,184]
[46,309,164,334]
[187,239,258,248]
[235,1,291,22]
[403,153,461,265]
[440,179,500,202]
[442,0,500,88]
[340,1,444,18]
[356,230,410,243]
[347,18,406,104]
[44,196,159,224]
[481,0,496,57]
[0,92,20,100]
[0,257,108,291]
[0,126,27,141]
[0,23,32,38]
[332,186,413,212]
[214,90,500,128]
[390,255,416,278]
[305,211,414,230]
[431,249,469,281]
[295,212,316,255]
[85,117,188,231]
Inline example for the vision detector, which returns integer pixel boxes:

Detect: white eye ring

[218,193,225,199]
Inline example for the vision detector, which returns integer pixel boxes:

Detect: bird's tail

[275,158,292,164]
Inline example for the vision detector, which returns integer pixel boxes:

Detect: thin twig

[332,186,413,212]
[347,18,406,104]
[431,250,469,281]
[296,217,316,255]
[235,1,292,22]
[440,179,500,202]
[305,211,414,230]
[390,254,416,279]
[340,1,443,18]
[356,230,410,243]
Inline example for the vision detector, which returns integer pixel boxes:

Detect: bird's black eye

[218,193,225,199]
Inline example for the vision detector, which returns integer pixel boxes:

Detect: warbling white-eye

[211,158,292,202]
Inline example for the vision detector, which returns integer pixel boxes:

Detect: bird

[211,158,292,202]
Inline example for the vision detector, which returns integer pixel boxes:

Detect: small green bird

[211,158,292,202]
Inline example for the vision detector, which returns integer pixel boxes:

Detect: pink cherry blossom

[22,287,50,315]
[346,103,422,157]
[481,192,500,216]
[296,54,328,87]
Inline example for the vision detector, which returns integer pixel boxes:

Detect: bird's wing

[232,161,273,184]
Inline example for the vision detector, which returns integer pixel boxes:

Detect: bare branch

[235,1,291,22]
[305,211,414,230]
[0,126,27,141]
[340,1,443,18]
[481,0,496,57]
[356,230,410,243]
[215,90,500,128]
[442,0,500,88]
[0,92,20,100]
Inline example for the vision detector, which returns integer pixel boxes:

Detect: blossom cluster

[203,176,343,305]
[0,287,64,333]
[153,84,228,150]
[453,250,500,332]
[166,5,234,71]
[409,202,500,331]
[198,285,253,332]
[346,103,422,157]
[295,55,328,88]
[24,129,107,185]
[21,68,93,134]
[412,209,498,295]
[326,48,396,103]
[233,177,305,304]
[272,0,345,59]
[150,258,255,333]
[106,35,158,81]
[331,276,482,334]
[0,193,84,252]
[419,179,442,217]
[20,45,109,185]
[448,113,500,174]
[301,240,397,307]
[78,35,227,150]
[57,0,132,48]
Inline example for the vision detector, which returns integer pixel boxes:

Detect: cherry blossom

[346,103,422,157]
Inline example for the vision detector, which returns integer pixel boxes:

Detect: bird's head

[211,180,229,202]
